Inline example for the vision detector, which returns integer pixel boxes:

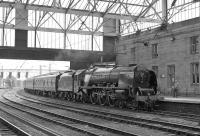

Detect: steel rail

[2,95,142,136]
[0,115,30,136]
[13,92,200,136]
[0,107,63,136]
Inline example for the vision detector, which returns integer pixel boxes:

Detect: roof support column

[162,0,168,23]
[102,18,118,62]
[15,5,28,48]
[1,8,5,46]
[64,13,66,49]
[91,14,94,51]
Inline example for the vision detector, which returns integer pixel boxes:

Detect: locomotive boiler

[78,65,157,108]
[24,64,158,110]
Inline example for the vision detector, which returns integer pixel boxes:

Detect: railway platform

[162,96,200,104]
[157,96,200,115]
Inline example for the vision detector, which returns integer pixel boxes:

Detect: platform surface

[162,96,200,104]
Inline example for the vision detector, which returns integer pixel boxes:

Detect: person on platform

[173,80,179,97]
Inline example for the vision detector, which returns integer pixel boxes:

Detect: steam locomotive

[24,64,158,110]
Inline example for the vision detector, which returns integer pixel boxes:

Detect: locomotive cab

[132,65,158,109]
[133,66,157,95]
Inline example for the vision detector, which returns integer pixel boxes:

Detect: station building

[116,18,200,96]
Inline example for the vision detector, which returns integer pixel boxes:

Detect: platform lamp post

[39,65,42,75]
[18,61,26,79]
[0,65,2,75]
[49,64,51,73]
[39,65,47,75]
[0,64,3,87]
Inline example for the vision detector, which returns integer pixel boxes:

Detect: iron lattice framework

[0,0,199,49]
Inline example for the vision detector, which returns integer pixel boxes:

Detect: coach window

[152,43,158,58]
[190,36,199,54]
[191,62,199,85]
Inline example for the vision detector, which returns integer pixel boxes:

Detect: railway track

[0,98,124,136]
[0,115,30,136]
[10,90,200,136]
[0,89,50,136]
[0,108,65,136]
[1,90,173,136]
[20,90,200,122]
[0,95,91,136]
[25,90,200,121]
[152,110,200,121]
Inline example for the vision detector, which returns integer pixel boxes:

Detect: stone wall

[116,17,200,96]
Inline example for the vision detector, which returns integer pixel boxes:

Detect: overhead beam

[0,46,110,69]
[0,1,161,23]
[0,46,103,62]
[0,24,118,36]
[98,0,148,7]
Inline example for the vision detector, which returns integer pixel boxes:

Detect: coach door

[167,64,175,88]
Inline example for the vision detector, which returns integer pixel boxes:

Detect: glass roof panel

[25,0,151,16]
[1,0,199,36]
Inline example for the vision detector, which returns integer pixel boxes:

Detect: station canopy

[0,0,199,36]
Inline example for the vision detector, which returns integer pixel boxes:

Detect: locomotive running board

[80,86,127,90]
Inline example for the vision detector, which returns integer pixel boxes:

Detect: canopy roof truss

[0,0,199,36]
